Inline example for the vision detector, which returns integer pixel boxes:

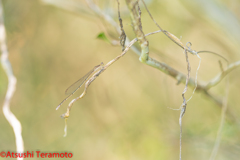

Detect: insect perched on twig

[56,63,103,110]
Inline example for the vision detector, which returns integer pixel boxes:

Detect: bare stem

[179,48,191,160]
[209,76,229,160]
[126,0,149,62]
[0,0,24,159]
[205,60,240,90]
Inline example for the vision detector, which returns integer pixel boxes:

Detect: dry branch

[43,0,240,122]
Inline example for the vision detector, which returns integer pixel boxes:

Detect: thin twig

[140,0,198,55]
[0,1,24,159]
[205,60,239,90]
[209,71,229,160]
[187,53,201,103]
[41,0,94,17]
[179,44,191,160]
[84,0,141,56]
[116,0,126,51]
[126,0,149,62]
[218,60,224,72]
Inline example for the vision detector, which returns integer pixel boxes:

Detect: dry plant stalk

[0,0,24,159]
[179,44,191,160]
[116,0,126,51]
[209,76,229,160]
[126,0,149,62]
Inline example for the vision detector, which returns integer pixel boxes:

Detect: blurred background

[0,0,240,159]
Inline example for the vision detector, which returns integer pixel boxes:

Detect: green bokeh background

[0,0,240,160]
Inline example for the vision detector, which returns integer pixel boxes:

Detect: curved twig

[0,1,24,159]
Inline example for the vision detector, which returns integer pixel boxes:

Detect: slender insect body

[56,63,103,110]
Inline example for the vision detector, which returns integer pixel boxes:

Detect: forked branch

[43,0,240,121]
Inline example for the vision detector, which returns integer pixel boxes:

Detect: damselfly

[56,63,103,110]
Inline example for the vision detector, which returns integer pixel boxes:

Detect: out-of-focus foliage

[96,32,111,44]
[0,0,240,160]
